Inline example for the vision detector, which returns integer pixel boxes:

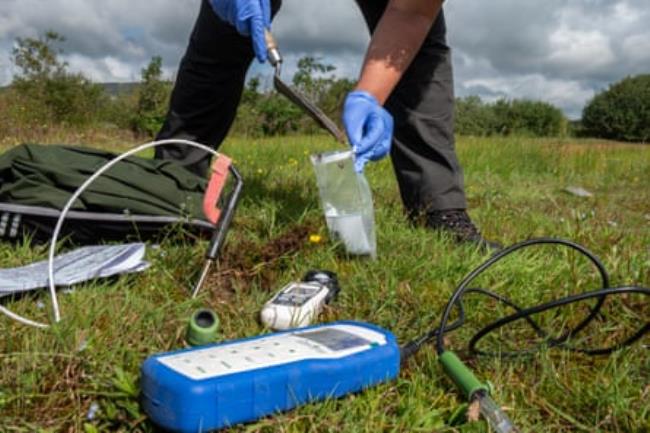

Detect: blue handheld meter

[141,321,400,432]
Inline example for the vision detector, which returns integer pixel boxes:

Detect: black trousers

[156,0,467,213]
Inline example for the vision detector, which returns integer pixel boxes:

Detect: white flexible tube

[0,304,50,328]
[0,139,219,328]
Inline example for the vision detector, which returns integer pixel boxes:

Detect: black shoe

[426,209,502,251]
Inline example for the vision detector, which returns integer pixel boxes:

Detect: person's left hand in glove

[343,90,394,173]
[208,0,271,62]
[343,0,443,172]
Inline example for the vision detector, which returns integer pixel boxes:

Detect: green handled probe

[439,351,520,433]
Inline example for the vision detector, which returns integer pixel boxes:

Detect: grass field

[1,133,649,432]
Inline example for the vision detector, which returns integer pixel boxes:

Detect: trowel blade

[273,74,347,144]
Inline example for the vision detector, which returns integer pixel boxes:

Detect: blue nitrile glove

[209,0,271,62]
[343,90,394,173]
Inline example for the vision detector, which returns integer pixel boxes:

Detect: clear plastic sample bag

[310,150,376,258]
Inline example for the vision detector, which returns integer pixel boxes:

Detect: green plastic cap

[186,308,220,346]
[439,351,489,399]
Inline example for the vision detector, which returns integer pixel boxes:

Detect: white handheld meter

[260,270,340,330]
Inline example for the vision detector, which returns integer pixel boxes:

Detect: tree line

[1,32,647,143]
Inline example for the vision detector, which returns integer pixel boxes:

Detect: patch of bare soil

[204,221,319,296]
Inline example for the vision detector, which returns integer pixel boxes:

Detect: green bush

[258,94,303,136]
[9,31,108,127]
[493,99,567,137]
[454,96,497,136]
[131,56,172,137]
[101,92,138,130]
[455,96,567,137]
[582,75,650,143]
[231,76,265,137]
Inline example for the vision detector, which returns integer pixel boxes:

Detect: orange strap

[203,155,232,224]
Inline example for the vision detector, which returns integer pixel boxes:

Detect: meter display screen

[273,283,320,306]
[288,287,315,296]
[296,328,371,351]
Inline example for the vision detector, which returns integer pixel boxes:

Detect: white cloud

[621,33,650,66]
[272,0,368,54]
[547,28,615,72]
[64,54,144,82]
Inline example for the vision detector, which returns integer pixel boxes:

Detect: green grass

[1,134,649,432]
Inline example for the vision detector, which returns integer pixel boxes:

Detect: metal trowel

[264,30,347,144]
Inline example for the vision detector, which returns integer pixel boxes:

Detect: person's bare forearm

[356,0,443,104]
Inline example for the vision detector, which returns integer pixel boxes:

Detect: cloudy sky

[1,0,649,118]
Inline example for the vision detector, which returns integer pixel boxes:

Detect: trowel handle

[264,29,282,68]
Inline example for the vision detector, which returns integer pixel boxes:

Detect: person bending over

[155,0,498,249]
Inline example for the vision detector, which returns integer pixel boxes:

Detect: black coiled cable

[401,238,649,360]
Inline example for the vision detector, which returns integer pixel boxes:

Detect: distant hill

[101,82,139,96]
